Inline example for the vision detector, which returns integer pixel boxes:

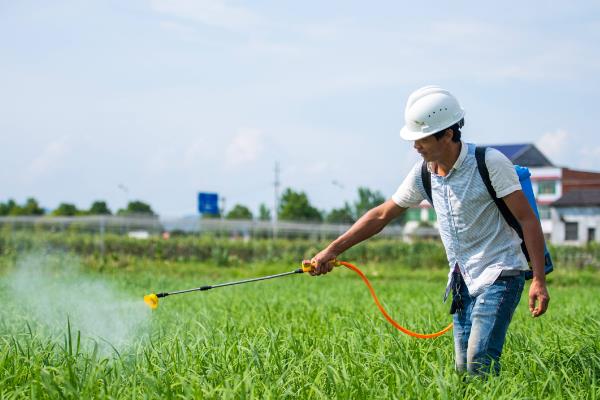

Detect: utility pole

[219,195,226,238]
[219,196,227,219]
[273,161,280,238]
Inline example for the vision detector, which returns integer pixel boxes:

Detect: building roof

[552,189,600,207]
[485,143,554,167]
[488,144,529,159]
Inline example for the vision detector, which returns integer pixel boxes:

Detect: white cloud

[535,129,600,171]
[535,129,570,160]
[23,138,71,181]
[225,128,264,167]
[150,0,260,31]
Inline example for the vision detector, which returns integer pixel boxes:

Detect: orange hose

[338,261,453,339]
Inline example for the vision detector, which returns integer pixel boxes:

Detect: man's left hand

[529,278,550,317]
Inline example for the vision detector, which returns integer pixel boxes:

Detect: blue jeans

[452,272,525,375]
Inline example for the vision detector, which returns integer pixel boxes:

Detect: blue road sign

[198,192,219,215]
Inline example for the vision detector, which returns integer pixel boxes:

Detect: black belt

[499,269,523,277]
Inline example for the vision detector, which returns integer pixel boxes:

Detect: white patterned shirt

[392,142,528,297]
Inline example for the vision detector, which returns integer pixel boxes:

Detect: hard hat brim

[399,126,436,141]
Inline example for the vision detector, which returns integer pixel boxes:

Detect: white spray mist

[7,251,151,355]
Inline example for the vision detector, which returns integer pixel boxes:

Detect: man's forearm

[503,191,547,281]
[521,217,546,281]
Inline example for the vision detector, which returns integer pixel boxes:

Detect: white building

[550,189,600,245]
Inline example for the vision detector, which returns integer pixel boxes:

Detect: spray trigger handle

[300,259,340,273]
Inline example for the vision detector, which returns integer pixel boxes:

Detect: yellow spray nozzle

[144,293,159,309]
[301,259,340,272]
[301,260,312,272]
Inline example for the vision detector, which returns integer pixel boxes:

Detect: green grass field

[1,251,599,399]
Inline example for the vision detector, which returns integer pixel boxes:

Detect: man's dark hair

[433,118,464,142]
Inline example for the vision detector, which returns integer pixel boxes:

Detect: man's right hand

[305,247,339,276]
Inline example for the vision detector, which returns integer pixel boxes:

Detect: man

[308,85,550,375]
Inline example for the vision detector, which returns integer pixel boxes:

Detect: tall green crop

[0,254,599,399]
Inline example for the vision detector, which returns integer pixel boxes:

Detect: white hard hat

[399,85,465,141]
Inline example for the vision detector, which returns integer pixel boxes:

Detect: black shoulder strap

[475,146,529,260]
[420,161,433,206]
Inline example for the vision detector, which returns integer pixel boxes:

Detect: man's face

[413,130,452,162]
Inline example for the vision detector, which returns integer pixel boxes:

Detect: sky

[2,0,599,217]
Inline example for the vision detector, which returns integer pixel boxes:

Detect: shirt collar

[452,141,468,170]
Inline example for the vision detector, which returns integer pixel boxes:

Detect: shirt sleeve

[485,148,522,198]
[391,162,425,208]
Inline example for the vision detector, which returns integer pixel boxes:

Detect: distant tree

[326,202,355,224]
[21,198,45,215]
[0,199,15,216]
[88,201,112,215]
[353,187,385,219]
[0,198,44,216]
[258,203,271,221]
[226,204,253,220]
[52,203,79,216]
[5,200,18,215]
[117,200,155,216]
[278,188,322,222]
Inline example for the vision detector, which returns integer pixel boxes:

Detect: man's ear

[444,128,453,142]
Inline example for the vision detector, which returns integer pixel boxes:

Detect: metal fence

[0,215,439,241]
[2,216,598,268]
